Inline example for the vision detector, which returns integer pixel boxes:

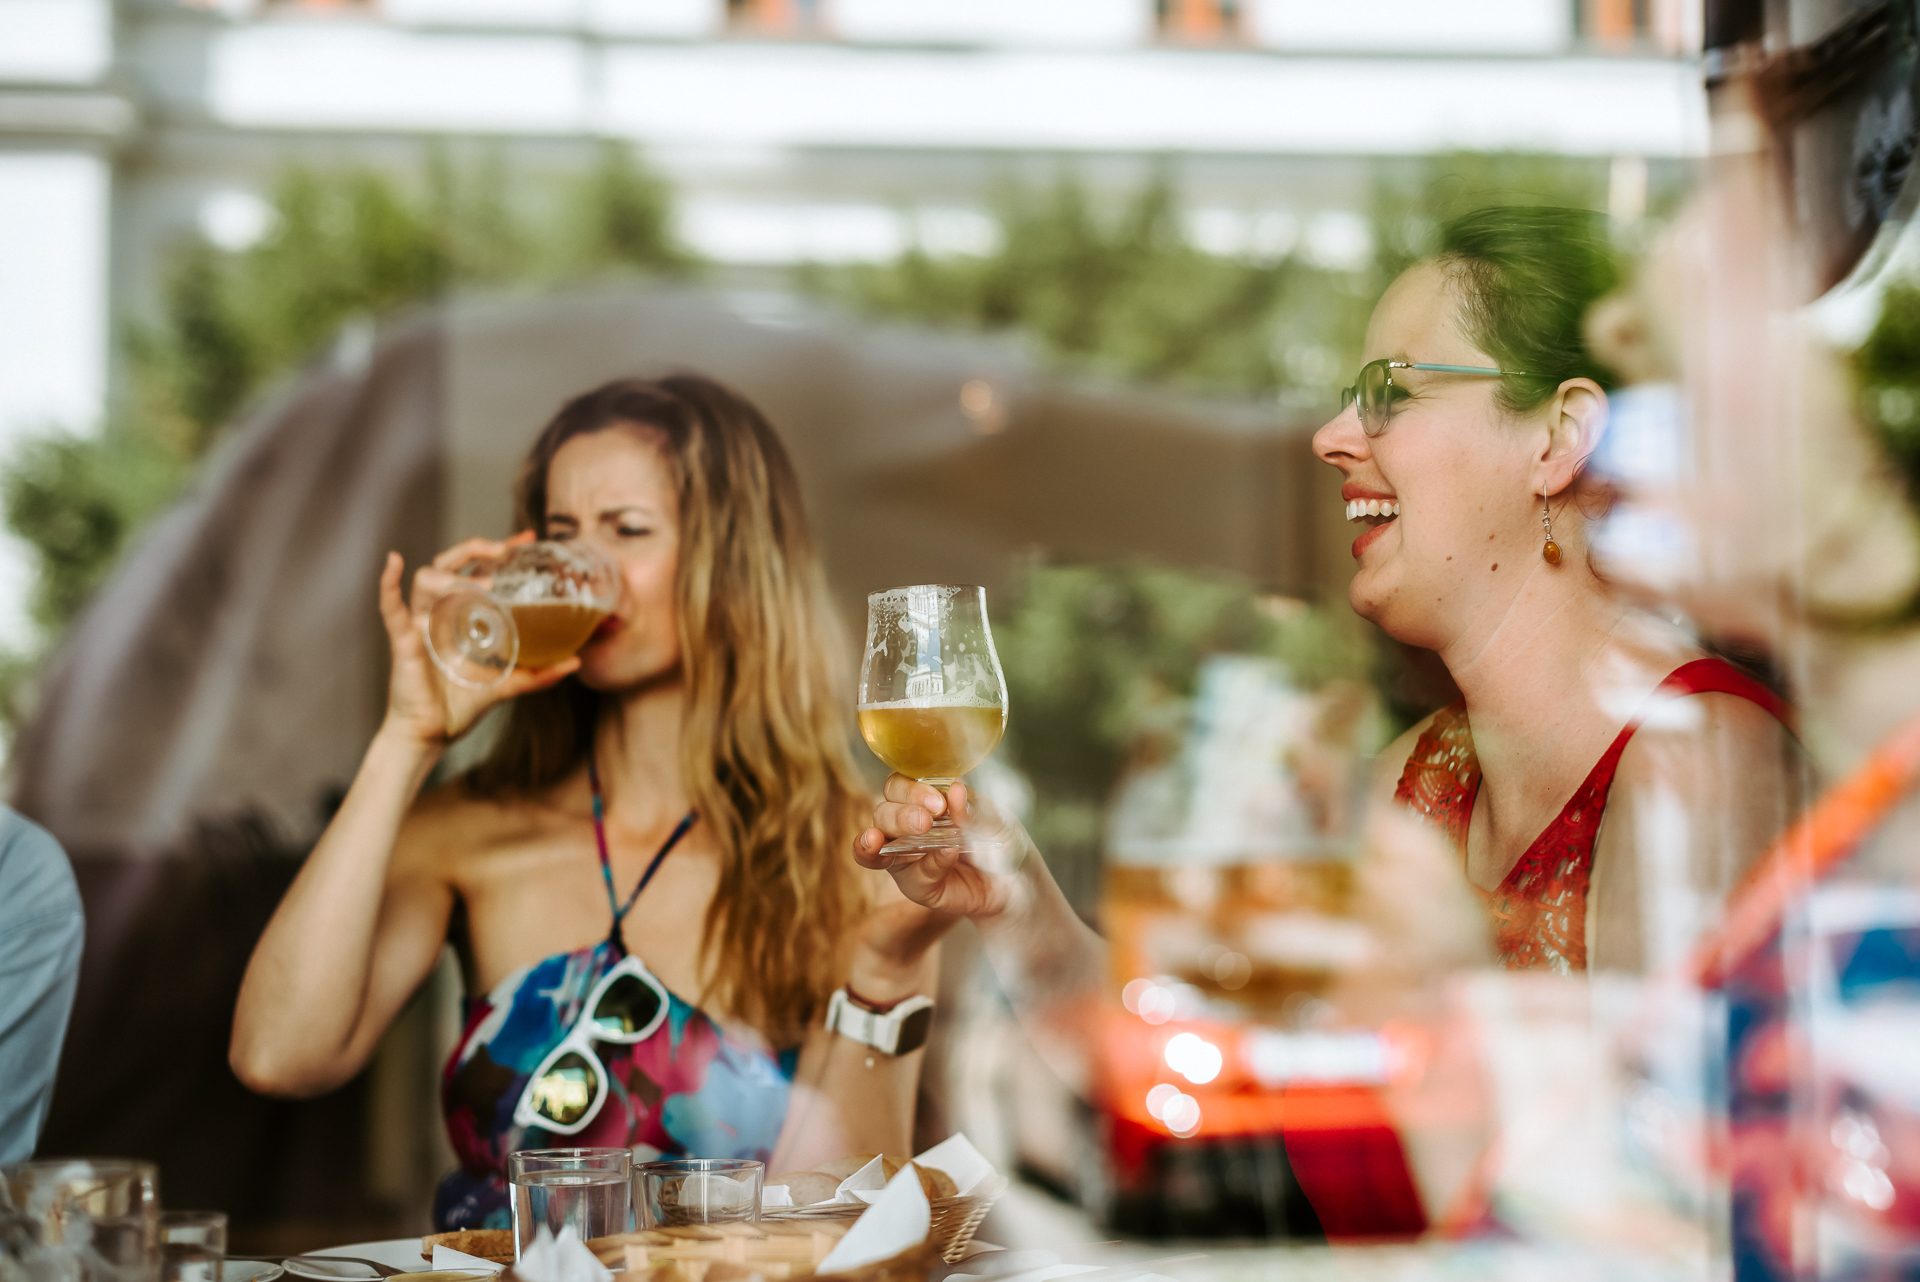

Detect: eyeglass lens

[1358,362,1390,434]
[590,973,663,1038]
[527,1051,600,1126]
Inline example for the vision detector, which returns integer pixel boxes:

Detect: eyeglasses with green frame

[1339,358,1543,437]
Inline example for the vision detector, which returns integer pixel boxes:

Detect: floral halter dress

[433,772,795,1230]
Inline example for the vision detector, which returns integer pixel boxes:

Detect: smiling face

[542,425,683,690]
[1312,262,1555,652]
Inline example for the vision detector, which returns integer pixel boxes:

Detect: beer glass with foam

[425,541,620,689]
[857,584,1008,855]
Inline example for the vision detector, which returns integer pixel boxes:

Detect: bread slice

[806,1154,881,1183]
[909,1162,958,1201]
[420,1229,514,1264]
[765,1171,840,1206]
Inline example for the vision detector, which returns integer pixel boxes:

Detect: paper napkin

[430,1246,504,1274]
[512,1226,612,1282]
[816,1167,930,1275]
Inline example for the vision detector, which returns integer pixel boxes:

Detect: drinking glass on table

[858,585,1008,856]
[425,541,620,689]
[157,1213,224,1282]
[636,1159,762,1228]
[507,1149,632,1259]
[2,1160,159,1282]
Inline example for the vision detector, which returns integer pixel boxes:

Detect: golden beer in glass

[857,584,1008,855]
[425,541,620,689]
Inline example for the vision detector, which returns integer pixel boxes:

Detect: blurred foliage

[804,176,1344,399]
[992,560,1373,912]
[1855,281,1920,502]
[2,427,184,631]
[805,151,1657,409]
[0,143,691,731]
[997,561,1370,803]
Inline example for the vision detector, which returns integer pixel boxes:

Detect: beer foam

[859,696,1005,711]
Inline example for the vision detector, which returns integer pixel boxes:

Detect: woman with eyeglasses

[1309,206,1799,976]
[233,376,951,1231]
[853,206,1804,1235]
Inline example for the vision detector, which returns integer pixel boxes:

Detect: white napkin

[430,1246,504,1275]
[831,1155,892,1205]
[512,1226,612,1282]
[911,1132,995,1196]
[817,1167,931,1275]
[759,1182,794,1210]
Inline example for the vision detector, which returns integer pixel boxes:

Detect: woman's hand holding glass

[378,533,585,744]
[855,777,1030,921]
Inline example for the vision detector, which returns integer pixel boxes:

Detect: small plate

[290,1240,435,1279]
[282,1262,380,1282]
[225,1263,285,1282]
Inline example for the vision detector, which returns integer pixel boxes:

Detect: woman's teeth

[1345,499,1401,522]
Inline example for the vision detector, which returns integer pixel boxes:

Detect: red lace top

[1392,657,1792,974]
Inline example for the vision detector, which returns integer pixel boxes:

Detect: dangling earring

[1541,496,1561,565]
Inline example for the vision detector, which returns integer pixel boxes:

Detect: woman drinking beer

[232,375,953,1230]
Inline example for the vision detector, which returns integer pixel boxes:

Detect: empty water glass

[1,1161,159,1282]
[157,1213,223,1282]
[507,1149,632,1260]
[636,1160,762,1228]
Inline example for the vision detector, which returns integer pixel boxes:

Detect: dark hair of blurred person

[232,374,952,1232]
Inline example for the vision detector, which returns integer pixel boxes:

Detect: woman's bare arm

[856,779,1106,1093]
[231,546,578,1095]
[768,892,944,1172]
[230,730,455,1094]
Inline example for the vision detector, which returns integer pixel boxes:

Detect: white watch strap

[828,989,933,1056]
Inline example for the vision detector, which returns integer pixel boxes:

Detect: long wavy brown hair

[466,374,871,1045]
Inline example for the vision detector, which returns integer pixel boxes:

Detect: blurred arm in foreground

[0,809,83,1162]
[856,778,1105,1092]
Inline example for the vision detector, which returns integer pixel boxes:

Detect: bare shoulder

[1369,711,1439,809]
[394,776,567,878]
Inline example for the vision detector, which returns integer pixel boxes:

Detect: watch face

[895,1003,934,1056]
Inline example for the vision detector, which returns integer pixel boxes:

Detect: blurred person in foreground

[233,376,953,1231]
[854,207,1811,1244]
[0,808,82,1162]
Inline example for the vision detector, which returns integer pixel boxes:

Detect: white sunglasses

[513,953,672,1134]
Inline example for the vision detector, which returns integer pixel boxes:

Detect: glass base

[878,815,1003,858]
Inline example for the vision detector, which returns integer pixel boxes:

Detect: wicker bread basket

[583,1224,938,1281]
[761,1174,1006,1264]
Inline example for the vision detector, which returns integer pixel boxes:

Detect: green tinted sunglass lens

[590,974,662,1038]
[528,1052,599,1125]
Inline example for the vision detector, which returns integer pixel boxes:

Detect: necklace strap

[587,756,697,953]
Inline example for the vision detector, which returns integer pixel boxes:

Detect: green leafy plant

[0,144,694,737]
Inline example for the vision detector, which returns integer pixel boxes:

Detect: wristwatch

[826,986,935,1056]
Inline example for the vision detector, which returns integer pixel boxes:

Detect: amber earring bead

[1543,538,1561,565]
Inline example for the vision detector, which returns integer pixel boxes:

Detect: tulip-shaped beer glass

[857,584,1008,855]
[426,541,620,689]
